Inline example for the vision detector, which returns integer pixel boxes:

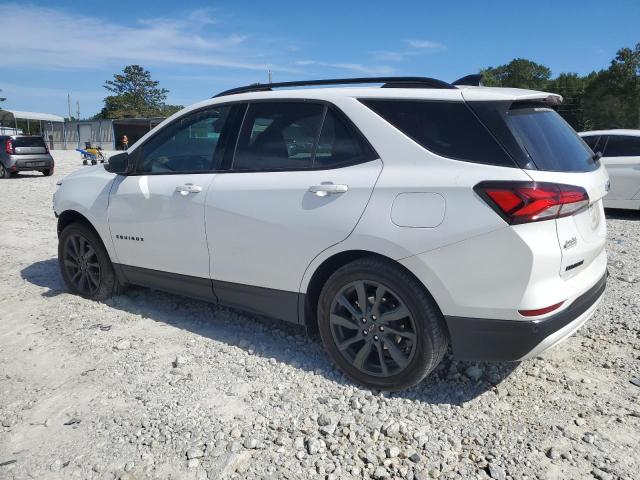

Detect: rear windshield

[360,99,514,166]
[12,136,46,148]
[505,108,597,172]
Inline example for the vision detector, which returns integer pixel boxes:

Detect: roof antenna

[268,69,273,84]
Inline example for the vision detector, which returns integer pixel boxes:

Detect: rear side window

[315,108,375,168]
[505,108,597,172]
[602,135,640,157]
[12,136,46,148]
[360,99,513,166]
[233,102,324,170]
[232,102,376,171]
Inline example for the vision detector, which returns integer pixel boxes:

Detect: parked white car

[53,77,608,390]
[579,130,640,210]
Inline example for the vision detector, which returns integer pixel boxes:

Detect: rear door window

[233,102,324,171]
[505,107,597,172]
[602,135,640,157]
[314,107,376,168]
[360,99,514,166]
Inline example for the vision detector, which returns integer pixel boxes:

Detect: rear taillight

[474,181,589,225]
[5,139,13,154]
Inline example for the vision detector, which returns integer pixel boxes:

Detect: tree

[546,73,587,130]
[0,89,6,103]
[96,65,182,119]
[481,58,551,90]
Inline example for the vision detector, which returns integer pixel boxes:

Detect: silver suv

[0,135,54,178]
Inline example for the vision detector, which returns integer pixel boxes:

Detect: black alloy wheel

[329,280,417,377]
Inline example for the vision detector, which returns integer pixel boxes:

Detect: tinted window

[12,136,46,147]
[602,135,640,157]
[360,99,513,166]
[137,106,230,174]
[505,108,597,172]
[315,108,375,168]
[581,135,601,151]
[233,102,324,170]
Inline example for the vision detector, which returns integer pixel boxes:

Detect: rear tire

[318,257,448,390]
[58,222,121,301]
[0,163,10,179]
[42,169,53,176]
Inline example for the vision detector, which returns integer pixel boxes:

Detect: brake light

[5,139,13,154]
[474,181,589,224]
[519,301,564,317]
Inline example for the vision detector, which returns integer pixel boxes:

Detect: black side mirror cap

[105,152,132,175]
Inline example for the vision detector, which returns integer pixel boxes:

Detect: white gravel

[1,151,639,480]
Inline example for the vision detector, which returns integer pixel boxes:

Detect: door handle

[308,183,349,197]
[175,183,203,195]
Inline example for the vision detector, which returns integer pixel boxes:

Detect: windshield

[506,107,597,172]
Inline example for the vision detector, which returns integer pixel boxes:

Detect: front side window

[233,102,324,170]
[360,99,513,166]
[137,106,231,174]
[602,135,640,157]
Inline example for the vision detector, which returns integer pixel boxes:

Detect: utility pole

[76,100,80,121]
[67,93,72,120]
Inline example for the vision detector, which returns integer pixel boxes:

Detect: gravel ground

[1,151,639,480]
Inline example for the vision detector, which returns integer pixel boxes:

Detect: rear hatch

[11,136,48,155]
[466,95,608,280]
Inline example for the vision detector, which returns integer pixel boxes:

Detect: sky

[1,0,639,118]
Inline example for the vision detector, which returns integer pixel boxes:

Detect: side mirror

[105,152,131,175]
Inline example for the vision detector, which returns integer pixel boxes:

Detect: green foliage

[481,44,640,130]
[96,65,183,119]
[481,58,551,90]
[0,88,6,103]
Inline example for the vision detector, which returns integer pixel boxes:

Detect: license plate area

[26,162,46,167]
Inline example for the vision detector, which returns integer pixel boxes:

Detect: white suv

[53,76,609,390]
[579,129,640,210]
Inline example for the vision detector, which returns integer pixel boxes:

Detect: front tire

[58,223,120,301]
[318,257,448,390]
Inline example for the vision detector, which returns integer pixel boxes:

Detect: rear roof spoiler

[452,74,484,87]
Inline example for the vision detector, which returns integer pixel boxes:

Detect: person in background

[122,135,129,150]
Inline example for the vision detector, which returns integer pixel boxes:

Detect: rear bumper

[444,273,606,361]
[7,154,54,171]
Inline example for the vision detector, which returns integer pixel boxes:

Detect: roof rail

[213,76,457,97]
[452,74,484,87]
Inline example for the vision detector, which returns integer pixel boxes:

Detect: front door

[108,105,233,299]
[205,101,383,320]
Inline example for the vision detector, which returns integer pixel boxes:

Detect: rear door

[503,107,608,279]
[205,101,382,319]
[599,135,640,200]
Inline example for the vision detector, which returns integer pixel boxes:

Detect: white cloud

[0,3,292,72]
[407,39,445,50]
[295,60,394,76]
